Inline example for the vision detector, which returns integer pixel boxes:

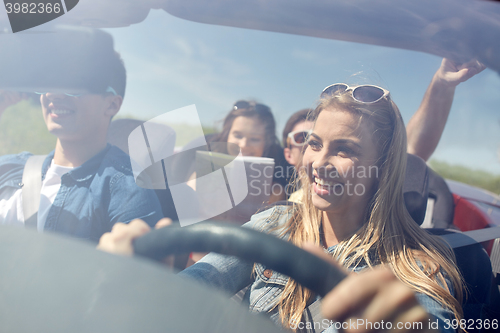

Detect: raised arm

[406,58,486,161]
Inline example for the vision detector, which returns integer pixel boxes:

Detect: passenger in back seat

[189,100,290,204]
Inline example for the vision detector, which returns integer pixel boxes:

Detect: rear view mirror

[0,26,118,94]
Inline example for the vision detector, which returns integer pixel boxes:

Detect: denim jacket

[0,144,163,242]
[180,205,456,333]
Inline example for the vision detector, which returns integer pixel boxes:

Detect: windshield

[1,1,499,176]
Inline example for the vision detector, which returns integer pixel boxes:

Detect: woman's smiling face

[302,108,380,213]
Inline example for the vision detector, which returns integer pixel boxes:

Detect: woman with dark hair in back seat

[99,83,466,332]
[185,100,290,204]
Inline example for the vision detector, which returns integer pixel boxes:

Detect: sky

[102,9,500,174]
[9,6,497,174]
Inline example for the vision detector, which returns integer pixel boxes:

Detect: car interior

[1,0,499,332]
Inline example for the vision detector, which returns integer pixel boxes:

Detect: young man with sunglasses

[0,50,163,242]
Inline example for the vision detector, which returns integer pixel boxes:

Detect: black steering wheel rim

[133,221,346,297]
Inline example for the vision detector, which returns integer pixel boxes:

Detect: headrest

[403,154,429,226]
[427,168,454,228]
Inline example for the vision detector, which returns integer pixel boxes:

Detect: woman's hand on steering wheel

[303,244,439,333]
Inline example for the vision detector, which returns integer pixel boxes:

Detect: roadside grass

[429,159,500,195]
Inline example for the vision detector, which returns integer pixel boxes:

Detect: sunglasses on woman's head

[320,83,390,104]
[287,129,312,147]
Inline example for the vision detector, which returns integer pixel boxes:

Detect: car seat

[427,229,500,328]
[275,153,500,326]
[403,155,500,326]
[402,153,429,226]
[427,168,455,228]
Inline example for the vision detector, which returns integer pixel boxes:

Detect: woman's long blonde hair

[273,90,463,329]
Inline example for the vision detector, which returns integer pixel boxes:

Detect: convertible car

[0,0,499,332]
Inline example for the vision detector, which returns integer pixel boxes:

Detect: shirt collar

[42,144,112,182]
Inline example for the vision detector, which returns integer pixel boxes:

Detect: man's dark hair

[80,29,127,98]
[105,51,127,99]
[282,108,312,146]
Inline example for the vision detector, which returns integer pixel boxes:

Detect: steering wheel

[133,221,346,297]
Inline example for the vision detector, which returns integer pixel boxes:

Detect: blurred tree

[113,114,217,148]
[0,99,56,155]
[429,159,500,195]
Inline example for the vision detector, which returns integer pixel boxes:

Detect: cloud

[291,49,320,61]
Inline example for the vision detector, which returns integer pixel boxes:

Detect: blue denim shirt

[180,205,456,333]
[0,144,163,242]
